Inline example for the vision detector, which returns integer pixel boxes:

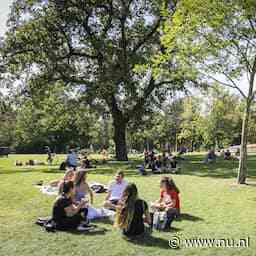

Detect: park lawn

[0,154,256,256]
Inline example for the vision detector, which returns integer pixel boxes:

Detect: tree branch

[200,70,247,98]
[132,18,161,53]
[126,76,156,120]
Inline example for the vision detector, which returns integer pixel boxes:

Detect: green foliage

[5,83,104,152]
[1,0,186,120]
[0,93,16,147]
[201,87,243,148]
[160,0,256,98]
[127,87,245,152]
[178,96,203,150]
[1,0,196,159]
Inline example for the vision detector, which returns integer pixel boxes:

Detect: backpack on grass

[59,161,67,170]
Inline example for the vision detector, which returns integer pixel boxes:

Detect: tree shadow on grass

[0,166,62,175]
[244,182,256,186]
[161,227,183,233]
[2,155,256,180]
[88,166,141,177]
[43,169,65,174]
[0,163,142,177]
[179,155,256,179]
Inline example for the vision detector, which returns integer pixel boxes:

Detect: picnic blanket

[40,185,58,196]
[40,181,107,196]
[39,184,114,220]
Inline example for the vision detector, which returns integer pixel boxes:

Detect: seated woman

[151,177,180,230]
[115,183,151,238]
[74,169,94,204]
[74,169,109,220]
[52,181,89,231]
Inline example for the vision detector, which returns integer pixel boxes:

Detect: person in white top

[103,170,128,210]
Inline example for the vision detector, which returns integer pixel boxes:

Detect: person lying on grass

[49,168,75,193]
[151,176,180,230]
[103,170,128,211]
[52,180,90,231]
[115,183,151,238]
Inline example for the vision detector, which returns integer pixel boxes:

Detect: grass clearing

[0,154,256,256]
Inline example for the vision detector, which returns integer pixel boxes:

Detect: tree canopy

[1,0,196,160]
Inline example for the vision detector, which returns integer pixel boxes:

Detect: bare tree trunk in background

[237,104,250,184]
[237,60,256,184]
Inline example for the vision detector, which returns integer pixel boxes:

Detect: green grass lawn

[0,154,256,256]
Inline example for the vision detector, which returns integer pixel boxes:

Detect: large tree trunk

[113,115,128,161]
[237,101,251,184]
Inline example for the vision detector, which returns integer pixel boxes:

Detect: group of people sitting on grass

[15,159,46,166]
[223,148,240,160]
[203,149,217,163]
[138,150,180,175]
[59,149,96,171]
[203,148,240,163]
[47,169,180,238]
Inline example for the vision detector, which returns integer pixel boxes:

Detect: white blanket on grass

[39,185,114,220]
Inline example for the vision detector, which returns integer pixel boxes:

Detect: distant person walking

[66,149,78,170]
[45,146,53,165]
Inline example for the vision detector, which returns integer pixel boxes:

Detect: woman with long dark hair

[74,169,94,204]
[52,181,89,231]
[115,183,151,237]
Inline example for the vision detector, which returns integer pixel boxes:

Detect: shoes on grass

[77,224,94,232]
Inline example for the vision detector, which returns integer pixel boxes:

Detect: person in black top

[115,183,151,238]
[52,181,88,230]
[162,152,169,168]
[45,146,53,165]
[155,155,162,169]
[144,150,149,166]
[224,149,231,160]
[170,156,178,169]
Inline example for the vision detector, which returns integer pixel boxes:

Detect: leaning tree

[1,0,194,160]
[161,0,256,183]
